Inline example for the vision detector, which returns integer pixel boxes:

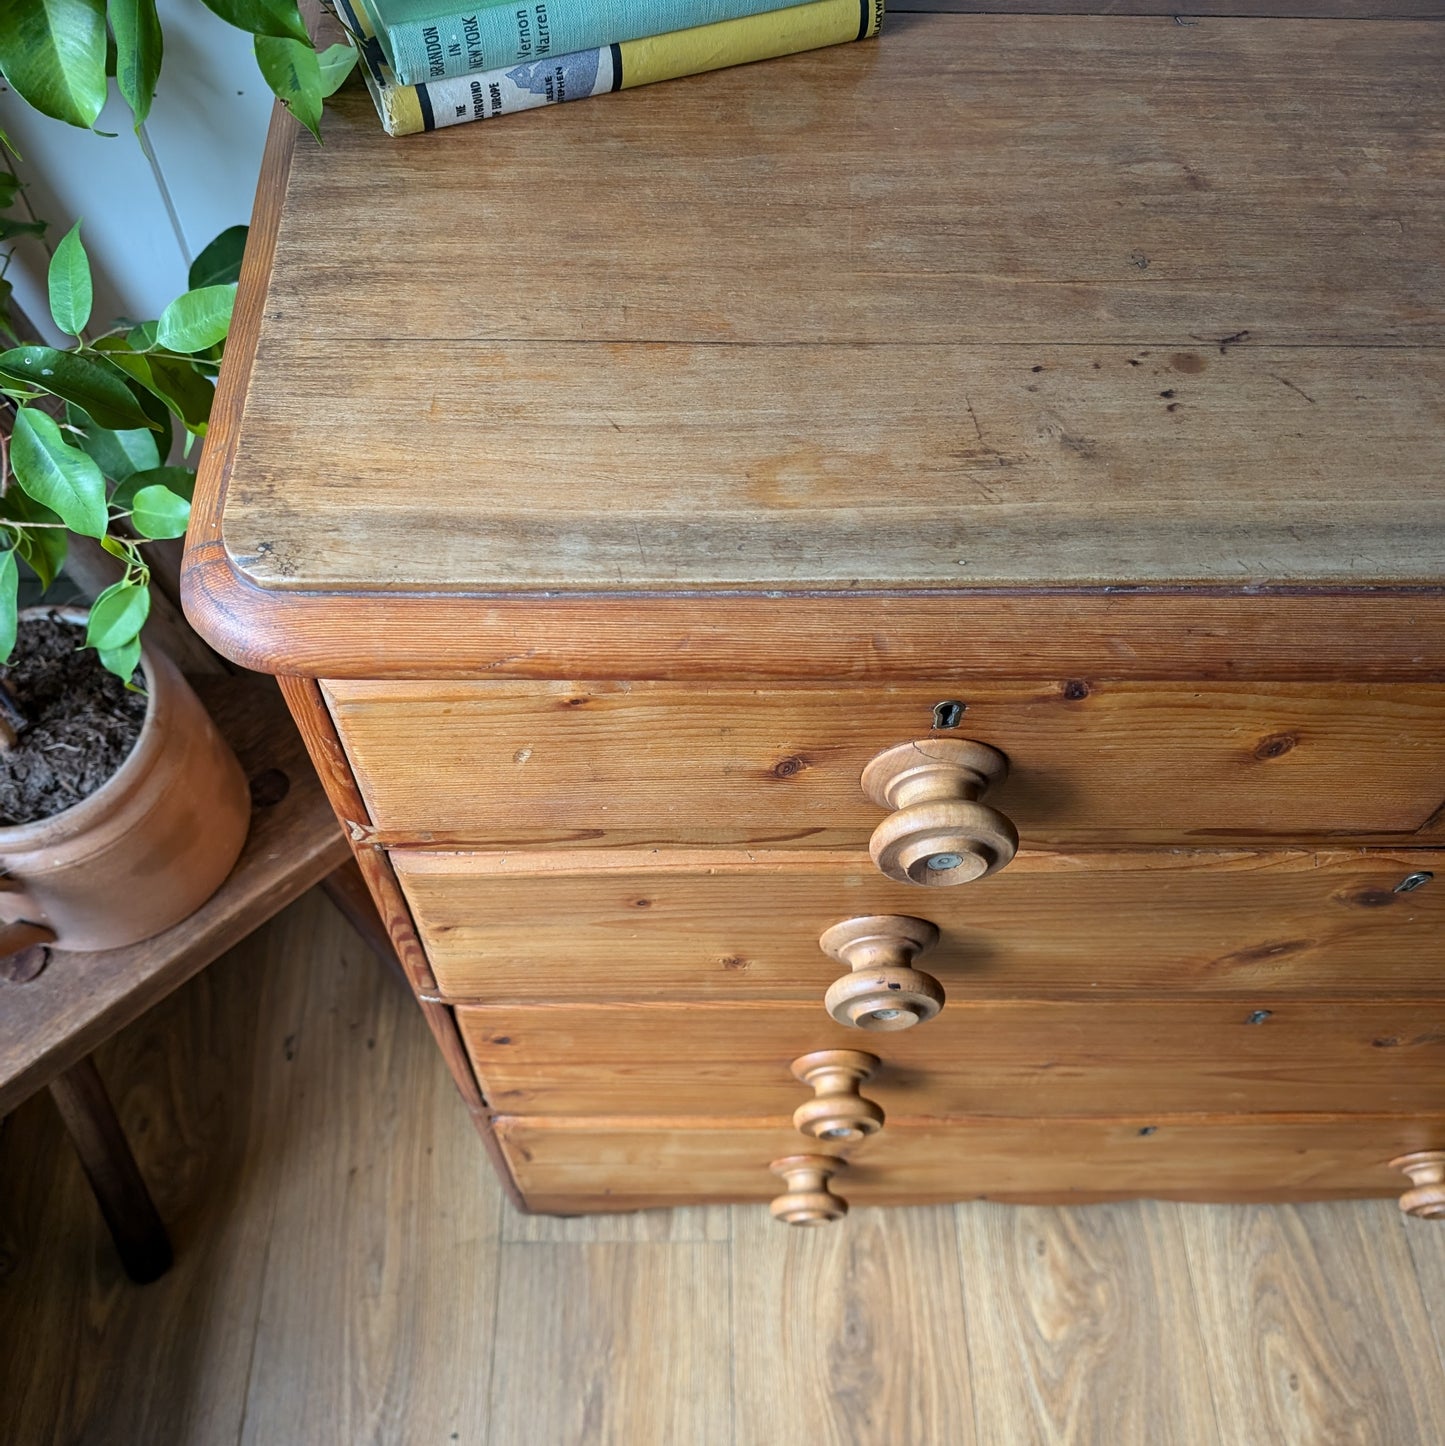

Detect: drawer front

[495,1116,1445,1213]
[460,1000,1445,1118]
[326,679,1445,846]
[397,847,1445,1001]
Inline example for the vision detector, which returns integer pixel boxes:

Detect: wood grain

[0,889,313,1444]
[183,17,1445,679]
[277,675,438,993]
[325,678,1445,845]
[394,847,1445,1001]
[954,1202,1217,1445]
[185,579,1445,683]
[732,1204,977,1445]
[1186,1202,1445,1443]
[492,1115,1445,1212]
[1405,1211,1445,1370]
[6,893,1445,1442]
[229,340,1445,591]
[487,1243,733,1446]
[0,675,349,1115]
[501,1201,731,1243]
[256,25,1442,349]
[459,1000,1445,1118]
[276,674,527,1210]
[237,895,504,1446]
[46,1056,173,1283]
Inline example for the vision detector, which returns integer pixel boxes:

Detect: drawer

[396,846,1445,1000]
[459,1000,1445,1118]
[495,1115,1445,1213]
[325,679,1445,847]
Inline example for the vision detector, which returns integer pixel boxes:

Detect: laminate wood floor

[3,889,1443,1446]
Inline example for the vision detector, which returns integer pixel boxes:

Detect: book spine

[385,0,822,86]
[361,0,877,136]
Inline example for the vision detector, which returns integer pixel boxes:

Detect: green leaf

[96,346,213,434]
[9,405,107,537]
[198,0,309,43]
[316,43,356,98]
[109,0,163,128]
[0,172,21,208]
[0,215,47,241]
[131,379,174,458]
[110,463,193,511]
[0,488,67,589]
[87,358,176,457]
[188,224,248,290]
[0,550,17,661]
[85,577,150,649]
[155,283,235,353]
[48,218,92,335]
[0,346,152,430]
[98,633,142,682]
[145,356,215,432]
[126,319,159,351]
[0,0,109,129]
[65,403,160,480]
[254,36,323,143]
[129,482,191,538]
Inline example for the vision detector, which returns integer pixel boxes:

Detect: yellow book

[337,0,882,137]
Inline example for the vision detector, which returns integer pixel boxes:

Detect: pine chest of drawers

[184,13,1445,1225]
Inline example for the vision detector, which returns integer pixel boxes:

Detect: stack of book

[336,0,883,136]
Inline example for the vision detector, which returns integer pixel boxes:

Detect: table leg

[47,1056,173,1284]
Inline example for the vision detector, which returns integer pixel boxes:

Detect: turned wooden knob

[1391,1151,1445,1219]
[770,1154,849,1225]
[862,739,1018,886]
[791,1049,884,1143]
[820,914,944,1031]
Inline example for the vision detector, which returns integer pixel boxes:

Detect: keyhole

[932,700,965,729]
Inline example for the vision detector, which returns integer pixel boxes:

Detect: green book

[364,0,815,86]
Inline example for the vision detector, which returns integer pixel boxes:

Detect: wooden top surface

[0,677,348,1114]
[207,13,1445,601]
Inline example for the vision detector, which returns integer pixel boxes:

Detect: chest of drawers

[184,13,1445,1226]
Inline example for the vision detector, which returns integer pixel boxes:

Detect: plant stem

[0,677,25,749]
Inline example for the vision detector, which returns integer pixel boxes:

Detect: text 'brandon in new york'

[422,8,552,79]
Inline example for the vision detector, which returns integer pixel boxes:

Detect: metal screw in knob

[790,1049,885,1143]
[769,1154,849,1226]
[862,738,1018,887]
[819,914,944,1031]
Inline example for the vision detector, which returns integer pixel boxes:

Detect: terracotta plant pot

[0,615,250,953]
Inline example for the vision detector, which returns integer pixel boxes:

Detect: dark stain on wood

[1253,732,1298,760]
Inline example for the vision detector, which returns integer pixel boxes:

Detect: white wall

[0,0,273,342]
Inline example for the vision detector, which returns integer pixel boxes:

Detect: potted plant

[0,0,358,959]
[0,213,251,955]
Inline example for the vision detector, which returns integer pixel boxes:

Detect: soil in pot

[0,613,147,827]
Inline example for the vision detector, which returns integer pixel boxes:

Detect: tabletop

[184,10,1445,680]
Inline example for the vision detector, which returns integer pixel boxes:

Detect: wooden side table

[0,676,380,1280]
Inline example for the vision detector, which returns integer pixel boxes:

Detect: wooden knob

[770,1154,849,1226]
[862,739,1018,886]
[1391,1151,1445,1219]
[791,1049,884,1143]
[820,914,944,1031]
